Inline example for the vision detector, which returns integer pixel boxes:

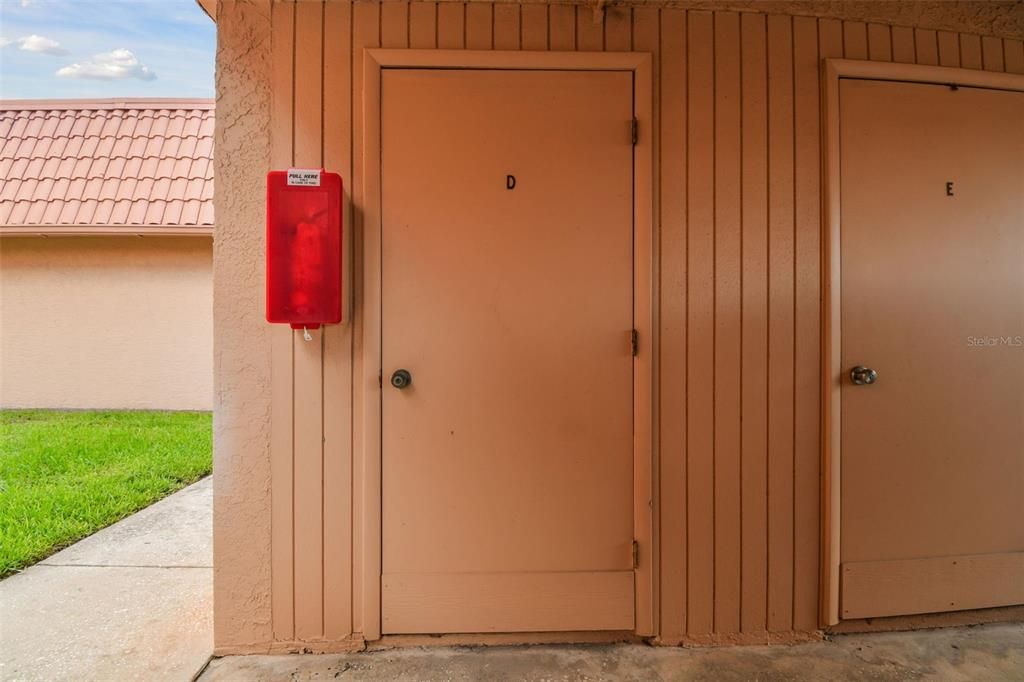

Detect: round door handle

[390,369,412,389]
[850,366,878,386]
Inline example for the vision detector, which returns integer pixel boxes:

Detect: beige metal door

[381,69,635,634]
[839,79,1024,619]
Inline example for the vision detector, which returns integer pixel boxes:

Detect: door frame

[819,58,1024,627]
[360,49,655,640]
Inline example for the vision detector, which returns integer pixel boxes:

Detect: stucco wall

[0,236,212,410]
[211,0,275,652]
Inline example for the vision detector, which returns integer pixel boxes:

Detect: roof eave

[0,225,214,237]
[196,0,216,23]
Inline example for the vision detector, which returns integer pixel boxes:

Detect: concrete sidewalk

[201,622,1024,681]
[0,477,212,682]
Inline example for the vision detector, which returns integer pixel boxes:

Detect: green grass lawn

[0,410,212,577]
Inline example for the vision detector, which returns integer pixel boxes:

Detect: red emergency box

[266,168,343,329]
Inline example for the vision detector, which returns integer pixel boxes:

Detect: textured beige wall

[211,0,275,652]
[0,236,212,410]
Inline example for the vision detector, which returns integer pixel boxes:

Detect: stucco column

[212,0,274,652]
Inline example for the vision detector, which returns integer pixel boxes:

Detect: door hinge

[378,370,383,388]
[631,329,639,357]
[632,539,640,569]
[631,118,639,145]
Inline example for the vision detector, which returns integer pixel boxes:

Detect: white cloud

[56,49,157,81]
[0,34,67,55]
[15,34,68,55]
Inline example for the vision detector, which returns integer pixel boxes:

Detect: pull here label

[288,169,322,186]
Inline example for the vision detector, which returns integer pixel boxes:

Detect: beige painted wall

[0,236,213,410]
[211,0,1024,653]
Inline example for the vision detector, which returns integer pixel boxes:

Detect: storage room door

[839,79,1024,620]
[380,69,635,634]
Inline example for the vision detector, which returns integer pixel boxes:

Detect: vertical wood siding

[263,0,1022,644]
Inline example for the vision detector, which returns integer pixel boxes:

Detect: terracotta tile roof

[0,98,214,232]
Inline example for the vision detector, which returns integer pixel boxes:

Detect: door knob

[850,366,878,385]
[390,369,412,389]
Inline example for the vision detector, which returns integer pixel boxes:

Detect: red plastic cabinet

[266,168,343,329]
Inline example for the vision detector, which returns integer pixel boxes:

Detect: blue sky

[0,0,214,100]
